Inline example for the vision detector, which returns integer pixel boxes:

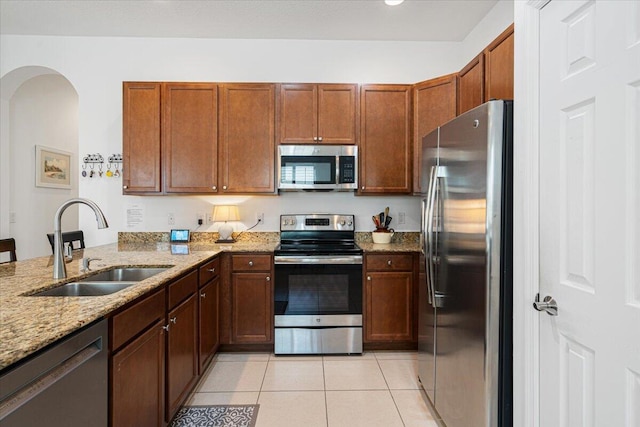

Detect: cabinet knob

[387,260,392,266]
[313,137,318,141]
[123,185,128,189]
[162,325,170,331]
[207,268,215,273]
[248,261,254,267]
[223,185,227,190]
[212,186,217,190]
[266,276,271,281]
[361,186,365,190]
[170,317,177,324]
[200,292,206,298]
[318,136,323,142]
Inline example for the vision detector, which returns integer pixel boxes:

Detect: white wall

[0,3,513,252]
[7,75,79,259]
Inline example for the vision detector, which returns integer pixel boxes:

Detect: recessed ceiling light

[385,0,405,5]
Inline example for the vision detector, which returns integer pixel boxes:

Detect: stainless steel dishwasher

[0,319,108,426]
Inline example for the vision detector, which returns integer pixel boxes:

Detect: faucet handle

[82,257,102,271]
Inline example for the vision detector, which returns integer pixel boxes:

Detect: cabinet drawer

[199,257,220,286]
[111,289,165,351]
[168,270,198,310]
[366,254,413,271]
[231,254,271,272]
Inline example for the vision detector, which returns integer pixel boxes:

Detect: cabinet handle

[212,186,217,190]
[162,325,170,331]
[207,268,216,273]
[170,317,177,324]
[266,276,271,281]
[387,260,392,266]
[367,276,371,281]
[223,185,227,190]
[200,292,206,298]
[123,185,128,189]
[248,261,254,267]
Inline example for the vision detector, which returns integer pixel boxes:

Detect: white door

[539,0,640,426]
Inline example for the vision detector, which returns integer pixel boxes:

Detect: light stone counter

[0,240,277,370]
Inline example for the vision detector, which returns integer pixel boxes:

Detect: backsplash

[118,231,419,245]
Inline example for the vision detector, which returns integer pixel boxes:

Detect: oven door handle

[274,255,363,265]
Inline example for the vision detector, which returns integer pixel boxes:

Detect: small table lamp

[213,205,240,243]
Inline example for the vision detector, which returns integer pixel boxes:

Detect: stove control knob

[339,220,346,226]
[347,221,353,226]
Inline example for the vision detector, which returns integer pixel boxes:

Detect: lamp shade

[212,205,240,222]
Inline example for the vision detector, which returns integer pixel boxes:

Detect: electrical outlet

[398,212,406,225]
[9,212,16,224]
[168,213,175,225]
[197,213,204,225]
[256,212,264,223]
[207,213,213,224]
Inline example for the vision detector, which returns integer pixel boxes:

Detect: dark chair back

[0,238,17,262]
[47,230,86,253]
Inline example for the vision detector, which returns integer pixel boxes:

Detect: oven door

[274,255,362,318]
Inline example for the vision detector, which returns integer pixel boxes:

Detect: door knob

[533,293,558,316]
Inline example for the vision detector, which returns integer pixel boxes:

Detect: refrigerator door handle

[426,166,438,307]
[421,196,432,306]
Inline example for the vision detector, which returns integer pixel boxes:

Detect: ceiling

[0,0,500,42]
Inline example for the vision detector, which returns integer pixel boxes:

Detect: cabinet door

[484,24,514,102]
[317,84,358,144]
[412,75,457,194]
[232,272,272,343]
[198,277,219,374]
[219,84,276,193]
[359,85,412,194]
[122,82,161,194]
[166,294,198,421]
[163,83,218,193]
[112,320,165,427]
[365,272,413,342]
[457,53,485,115]
[279,84,317,144]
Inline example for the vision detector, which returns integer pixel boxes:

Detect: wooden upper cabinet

[412,74,457,194]
[163,83,218,193]
[122,82,162,194]
[279,83,358,144]
[457,53,485,115]
[219,84,276,193]
[359,84,412,194]
[484,24,514,102]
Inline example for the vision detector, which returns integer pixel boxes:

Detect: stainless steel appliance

[274,214,363,354]
[418,100,513,427]
[278,145,357,191]
[0,319,108,426]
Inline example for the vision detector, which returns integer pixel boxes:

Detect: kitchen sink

[30,266,171,297]
[78,267,170,282]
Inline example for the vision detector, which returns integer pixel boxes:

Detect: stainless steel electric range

[273,214,363,355]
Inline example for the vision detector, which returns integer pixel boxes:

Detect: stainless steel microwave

[278,145,358,191]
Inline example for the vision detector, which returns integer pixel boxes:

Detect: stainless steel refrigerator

[418,100,512,427]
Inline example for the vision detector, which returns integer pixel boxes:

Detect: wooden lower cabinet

[231,272,273,343]
[364,253,417,345]
[111,320,165,427]
[198,277,219,373]
[166,294,199,421]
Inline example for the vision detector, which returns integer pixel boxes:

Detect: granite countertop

[0,240,276,371]
[0,233,419,371]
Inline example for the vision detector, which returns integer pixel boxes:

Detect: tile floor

[186,351,441,427]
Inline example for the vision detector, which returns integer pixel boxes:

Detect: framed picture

[35,145,72,189]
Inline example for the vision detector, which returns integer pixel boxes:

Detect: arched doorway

[1,66,79,260]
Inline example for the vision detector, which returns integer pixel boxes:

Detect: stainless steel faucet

[53,198,109,279]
